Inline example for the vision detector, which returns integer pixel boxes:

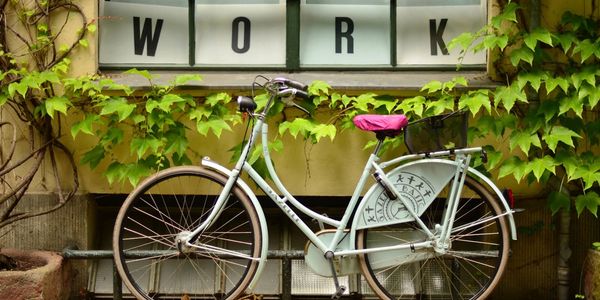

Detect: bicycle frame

[193,120,472,257]
[190,91,517,264]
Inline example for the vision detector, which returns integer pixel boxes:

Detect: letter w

[133,17,164,56]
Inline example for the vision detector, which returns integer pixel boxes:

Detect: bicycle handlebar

[239,76,311,114]
[275,77,308,91]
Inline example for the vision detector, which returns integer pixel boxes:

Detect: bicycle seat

[353,114,408,138]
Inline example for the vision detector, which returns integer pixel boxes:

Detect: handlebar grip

[283,79,308,91]
[295,89,310,100]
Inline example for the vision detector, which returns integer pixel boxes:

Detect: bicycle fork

[434,153,471,254]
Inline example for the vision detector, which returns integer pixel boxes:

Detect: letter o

[232,17,251,53]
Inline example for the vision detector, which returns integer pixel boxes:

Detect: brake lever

[282,94,311,116]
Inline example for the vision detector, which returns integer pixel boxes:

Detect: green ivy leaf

[87,23,97,33]
[483,35,509,50]
[509,131,541,154]
[308,80,330,96]
[578,83,600,109]
[509,47,534,66]
[196,119,231,137]
[44,96,71,118]
[498,156,528,182]
[517,71,546,92]
[354,93,377,112]
[494,83,527,112]
[172,152,192,166]
[572,39,596,62]
[545,76,570,94]
[78,39,89,48]
[426,95,455,115]
[571,67,596,89]
[71,114,100,138]
[484,147,504,170]
[189,107,211,121]
[548,191,571,215]
[146,94,186,113]
[575,192,600,217]
[421,80,443,94]
[554,32,577,53]
[165,126,188,156]
[530,156,557,181]
[524,28,553,50]
[38,70,60,83]
[124,68,154,80]
[81,145,105,169]
[173,74,202,86]
[100,97,136,122]
[396,96,425,117]
[575,168,600,190]
[279,118,314,138]
[536,100,559,123]
[11,82,28,97]
[448,32,475,51]
[131,137,163,159]
[491,2,519,29]
[104,162,125,185]
[558,95,584,117]
[132,114,145,124]
[458,90,491,115]
[100,127,124,146]
[124,163,153,186]
[311,124,336,142]
[205,92,231,107]
[269,139,284,153]
[543,126,581,152]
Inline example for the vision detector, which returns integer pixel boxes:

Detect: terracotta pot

[585,249,600,300]
[0,248,71,300]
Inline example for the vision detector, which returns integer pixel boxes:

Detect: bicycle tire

[357,175,509,300]
[113,166,262,300]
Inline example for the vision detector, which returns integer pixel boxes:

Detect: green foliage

[431,5,600,217]
[4,0,599,221]
[70,72,246,186]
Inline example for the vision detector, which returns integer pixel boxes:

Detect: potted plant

[584,242,600,300]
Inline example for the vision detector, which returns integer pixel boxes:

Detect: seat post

[373,136,385,155]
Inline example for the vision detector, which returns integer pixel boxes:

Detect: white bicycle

[113,76,517,300]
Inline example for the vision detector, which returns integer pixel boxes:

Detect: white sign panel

[396,0,486,65]
[99,1,188,65]
[300,0,391,66]
[195,1,286,66]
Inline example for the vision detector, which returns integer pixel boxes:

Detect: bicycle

[112,76,518,300]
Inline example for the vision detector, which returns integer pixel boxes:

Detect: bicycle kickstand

[325,251,346,299]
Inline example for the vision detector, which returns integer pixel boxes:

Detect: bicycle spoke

[114,167,261,300]
[359,176,509,300]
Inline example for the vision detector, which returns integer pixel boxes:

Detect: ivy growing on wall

[63,2,600,217]
[2,0,599,234]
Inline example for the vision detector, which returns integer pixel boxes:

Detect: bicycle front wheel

[113,166,262,300]
[357,176,509,300]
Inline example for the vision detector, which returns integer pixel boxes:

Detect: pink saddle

[353,114,409,137]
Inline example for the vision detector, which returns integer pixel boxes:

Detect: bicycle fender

[200,158,269,291]
[350,159,517,243]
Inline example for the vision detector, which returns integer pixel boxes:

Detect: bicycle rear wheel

[113,166,262,300]
[357,175,509,300]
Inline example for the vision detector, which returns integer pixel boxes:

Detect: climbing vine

[0,0,93,230]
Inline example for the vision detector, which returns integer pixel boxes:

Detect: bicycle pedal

[330,285,346,299]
